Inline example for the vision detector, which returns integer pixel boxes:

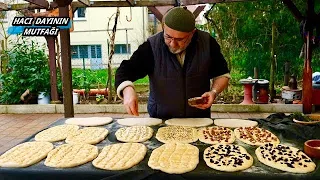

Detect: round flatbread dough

[156,126,198,144]
[165,118,213,127]
[93,143,147,170]
[214,119,258,128]
[115,126,153,143]
[0,142,53,168]
[148,143,199,174]
[204,144,253,172]
[117,118,162,126]
[198,126,235,144]
[45,144,98,168]
[65,127,109,145]
[234,127,280,146]
[35,125,79,142]
[65,117,113,126]
[255,143,316,173]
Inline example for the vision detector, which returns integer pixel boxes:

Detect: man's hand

[190,90,217,110]
[123,86,139,116]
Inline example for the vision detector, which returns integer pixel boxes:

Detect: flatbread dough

[117,118,162,126]
[115,126,153,143]
[256,143,316,173]
[204,144,253,172]
[214,119,258,128]
[65,117,113,126]
[156,126,198,144]
[198,126,235,144]
[45,144,98,168]
[165,118,213,127]
[148,143,199,174]
[92,143,147,170]
[234,127,280,146]
[35,125,79,142]
[0,142,53,168]
[65,127,109,144]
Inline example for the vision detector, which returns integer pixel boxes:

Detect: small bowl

[304,140,320,159]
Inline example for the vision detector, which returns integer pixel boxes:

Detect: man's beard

[168,47,185,54]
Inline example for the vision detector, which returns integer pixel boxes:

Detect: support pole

[59,5,74,117]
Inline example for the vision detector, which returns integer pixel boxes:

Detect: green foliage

[0,39,50,104]
[206,0,320,84]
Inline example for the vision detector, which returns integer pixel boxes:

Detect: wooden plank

[24,0,49,8]
[79,0,91,6]
[59,5,74,118]
[0,2,8,10]
[5,0,257,10]
[282,0,304,21]
[193,5,205,18]
[148,6,163,22]
[126,0,135,6]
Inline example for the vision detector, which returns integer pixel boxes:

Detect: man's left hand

[190,90,216,110]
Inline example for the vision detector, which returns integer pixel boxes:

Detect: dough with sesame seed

[198,126,235,144]
[156,126,198,144]
[255,143,316,173]
[115,126,153,143]
[165,118,213,127]
[234,127,280,146]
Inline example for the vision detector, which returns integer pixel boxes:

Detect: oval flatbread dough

[117,118,162,126]
[255,143,316,173]
[115,126,153,143]
[214,119,258,128]
[156,126,198,144]
[45,144,98,168]
[204,144,253,172]
[35,125,79,142]
[198,126,235,144]
[65,127,109,145]
[65,117,113,126]
[148,143,199,174]
[234,127,280,146]
[165,118,213,127]
[0,142,53,168]
[92,143,147,170]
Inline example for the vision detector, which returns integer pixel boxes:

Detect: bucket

[38,92,50,104]
[73,92,79,104]
[253,79,269,104]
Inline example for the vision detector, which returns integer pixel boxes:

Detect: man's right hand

[122,86,139,116]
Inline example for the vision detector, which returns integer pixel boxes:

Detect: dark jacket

[115,30,229,119]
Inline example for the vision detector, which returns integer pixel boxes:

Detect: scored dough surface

[0,142,53,168]
[214,119,258,128]
[203,144,253,172]
[198,126,235,144]
[156,126,198,144]
[115,126,153,143]
[117,118,162,126]
[35,125,79,142]
[92,143,147,170]
[65,117,113,126]
[255,143,316,173]
[45,144,98,168]
[165,118,213,127]
[148,143,199,174]
[234,127,280,146]
[65,127,109,144]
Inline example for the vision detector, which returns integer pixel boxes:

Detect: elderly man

[115,6,230,119]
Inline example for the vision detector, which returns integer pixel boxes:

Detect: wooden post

[302,32,313,114]
[269,22,276,102]
[284,61,290,86]
[254,67,258,79]
[59,5,74,118]
[45,36,60,104]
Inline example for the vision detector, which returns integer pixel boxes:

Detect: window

[74,8,86,19]
[71,45,101,59]
[115,44,131,54]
